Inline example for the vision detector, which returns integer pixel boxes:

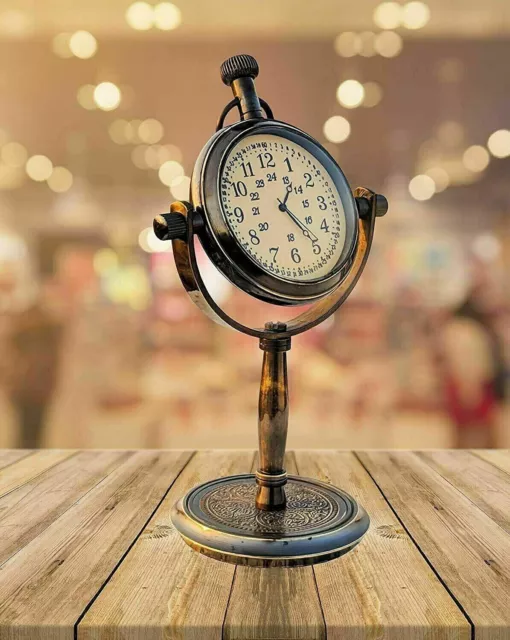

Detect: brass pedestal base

[171,474,370,567]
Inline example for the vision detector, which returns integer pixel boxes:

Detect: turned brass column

[255,322,291,511]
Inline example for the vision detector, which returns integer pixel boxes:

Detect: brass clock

[153,54,388,566]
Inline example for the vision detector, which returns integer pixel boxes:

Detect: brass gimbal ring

[171,186,377,341]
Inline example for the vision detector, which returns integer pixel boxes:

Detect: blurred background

[0,0,509,450]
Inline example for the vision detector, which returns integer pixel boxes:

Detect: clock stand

[153,55,388,566]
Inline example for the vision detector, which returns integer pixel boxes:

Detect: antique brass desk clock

[153,54,388,566]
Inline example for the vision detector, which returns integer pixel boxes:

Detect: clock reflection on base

[172,474,369,567]
[154,54,388,567]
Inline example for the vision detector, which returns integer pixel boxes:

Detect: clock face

[219,133,347,283]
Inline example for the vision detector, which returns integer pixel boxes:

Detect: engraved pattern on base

[200,480,340,534]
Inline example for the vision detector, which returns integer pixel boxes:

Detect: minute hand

[277,199,319,243]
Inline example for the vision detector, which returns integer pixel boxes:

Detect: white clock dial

[219,134,347,282]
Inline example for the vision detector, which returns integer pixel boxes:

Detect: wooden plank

[0,450,33,471]
[0,450,131,565]
[79,450,254,640]
[474,449,510,475]
[358,450,510,640]
[297,451,470,640]
[0,449,77,498]
[0,449,192,639]
[223,452,326,640]
[418,450,510,533]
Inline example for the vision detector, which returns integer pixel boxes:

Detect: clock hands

[277,185,319,244]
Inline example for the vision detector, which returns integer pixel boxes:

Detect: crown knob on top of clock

[221,54,263,120]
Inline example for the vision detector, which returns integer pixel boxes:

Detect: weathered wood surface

[0,449,507,640]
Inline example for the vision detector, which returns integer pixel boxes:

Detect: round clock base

[171,474,370,567]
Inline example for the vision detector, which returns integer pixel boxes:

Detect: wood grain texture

[296,451,470,640]
[223,452,326,640]
[0,449,191,640]
[0,450,130,566]
[0,449,77,498]
[418,450,510,533]
[357,450,510,640]
[0,450,32,471]
[78,450,254,640]
[474,449,510,475]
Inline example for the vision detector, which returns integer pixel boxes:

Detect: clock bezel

[192,119,359,305]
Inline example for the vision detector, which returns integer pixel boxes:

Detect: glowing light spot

[139,227,172,253]
[158,160,184,186]
[437,121,464,147]
[463,145,490,172]
[109,119,131,144]
[425,167,450,192]
[333,32,361,57]
[69,31,97,59]
[131,145,150,169]
[472,234,501,262]
[409,174,435,201]
[158,144,182,163]
[487,129,510,158]
[362,82,383,107]
[336,80,365,109]
[374,30,403,57]
[93,82,121,111]
[171,175,191,200]
[1,142,27,167]
[77,84,97,110]
[138,119,164,144]
[126,2,154,30]
[47,166,73,192]
[373,2,402,29]
[94,248,118,274]
[323,116,351,143]
[359,31,376,57]
[402,2,430,29]
[153,3,182,30]
[26,155,53,182]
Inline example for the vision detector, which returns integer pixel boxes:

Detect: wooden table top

[0,449,509,639]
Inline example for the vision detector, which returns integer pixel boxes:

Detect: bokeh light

[374,31,403,57]
[158,160,184,186]
[171,176,191,200]
[462,145,490,172]
[333,32,361,57]
[109,119,131,144]
[132,145,150,169]
[52,33,73,58]
[26,155,53,182]
[359,31,376,57]
[93,82,122,111]
[487,129,510,158]
[362,82,383,107]
[126,2,154,30]
[425,167,450,192]
[69,31,97,59]
[1,142,27,167]
[402,1,431,29]
[77,84,97,110]
[373,2,402,29]
[336,80,365,109]
[323,116,351,143]
[138,119,164,144]
[409,174,435,200]
[153,3,182,30]
[47,166,73,192]
[472,233,502,262]
[139,226,172,253]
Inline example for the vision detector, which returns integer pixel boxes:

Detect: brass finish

[256,324,291,510]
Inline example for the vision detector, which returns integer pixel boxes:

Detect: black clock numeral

[252,206,260,215]
[241,161,254,178]
[250,192,260,201]
[282,176,290,185]
[317,195,327,210]
[313,243,322,255]
[287,233,295,242]
[302,199,309,209]
[267,172,277,181]
[258,222,269,232]
[291,247,301,263]
[304,172,314,187]
[249,229,260,245]
[305,215,312,224]
[284,157,293,172]
[255,179,265,188]
[293,185,303,195]
[269,247,279,263]
[320,218,330,232]
[233,207,244,223]
[257,152,275,169]
[233,181,247,197]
